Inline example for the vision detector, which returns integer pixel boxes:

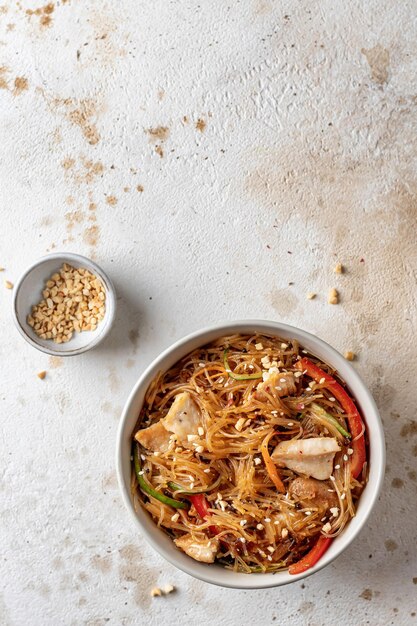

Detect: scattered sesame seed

[328,288,339,305]
[294,371,302,378]
[153,451,160,457]
[140,454,146,461]
[217,377,224,384]
[335,464,340,469]
[190,482,194,489]
[322,522,332,533]
[254,457,262,466]
[267,555,272,561]
[330,507,339,517]
[171,513,179,522]
[319,377,326,384]
[347,448,354,455]
[287,422,294,426]
[306,387,311,392]
[187,434,198,442]
[276,386,282,391]
[240,520,247,526]
[255,343,263,350]
[281,528,289,539]
[264,518,271,523]
[267,546,275,553]
[327,489,335,492]
[198,362,205,368]
[329,397,336,402]
[280,378,286,383]
[329,476,335,482]
[305,511,312,516]
[301,350,308,354]
[274,520,280,525]
[138,470,144,476]
[204,468,211,473]
[239,537,246,543]
[195,446,204,454]
[343,454,348,462]
[249,364,254,369]
[256,523,264,530]
[151,587,162,597]
[281,343,289,349]
[197,426,205,436]
[321,516,327,522]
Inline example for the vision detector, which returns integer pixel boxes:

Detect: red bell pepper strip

[289,536,332,575]
[296,358,366,479]
[188,494,220,535]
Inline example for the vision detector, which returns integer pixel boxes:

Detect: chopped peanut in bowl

[27,263,106,343]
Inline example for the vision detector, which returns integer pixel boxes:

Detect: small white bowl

[116,320,385,589]
[12,252,116,357]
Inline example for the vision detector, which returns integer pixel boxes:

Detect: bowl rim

[116,320,385,589]
[11,251,116,357]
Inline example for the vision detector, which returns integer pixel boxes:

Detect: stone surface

[0,1,416,624]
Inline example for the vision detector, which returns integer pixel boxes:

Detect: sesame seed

[281,343,289,349]
[319,377,326,384]
[264,517,271,523]
[187,434,198,442]
[306,387,311,392]
[240,520,247,526]
[239,537,246,543]
[329,397,336,401]
[343,454,348,462]
[254,457,262,466]
[301,349,308,354]
[305,511,312,516]
[217,377,224,384]
[235,417,246,432]
[138,470,144,476]
[204,468,211,473]
[276,386,282,391]
[340,493,346,500]
[329,476,335,482]
[322,522,332,533]
[281,528,288,539]
[171,513,179,522]
[198,362,205,368]
[280,378,286,383]
[248,364,254,369]
[267,555,272,561]
[327,489,335,493]
[140,454,146,461]
[335,464,340,470]
[256,523,264,530]
[330,507,339,517]
[294,371,302,378]
[347,448,354,455]
[198,426,205,436]
[153,451,160,457]
[321,517,327,522]
[267,546,275,553]
[195,445,204,454]
[287,422,294,426]
[255,343,263,350]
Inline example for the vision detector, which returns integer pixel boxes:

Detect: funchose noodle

[131,334,367,574]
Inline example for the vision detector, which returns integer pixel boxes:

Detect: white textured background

[1,1,416,625]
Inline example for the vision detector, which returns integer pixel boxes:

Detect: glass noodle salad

[131,334,367,574]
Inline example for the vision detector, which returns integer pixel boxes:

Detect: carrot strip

[261,430,286,493]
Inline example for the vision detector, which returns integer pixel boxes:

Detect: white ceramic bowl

[12,252,116,357]
[116,320,385,589]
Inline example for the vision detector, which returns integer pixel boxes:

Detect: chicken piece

[255,370,297,399]
[271,437,340,480]
[135,421,171,452]
[162,391,202,443]
[289,477,338,512]
[174,534,219,563]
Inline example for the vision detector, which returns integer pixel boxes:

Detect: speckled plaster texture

[0,1,416,624]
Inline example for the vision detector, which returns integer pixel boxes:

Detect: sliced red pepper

[188,494,220,535]
[289,536,332,575]
[296,358,366,479]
